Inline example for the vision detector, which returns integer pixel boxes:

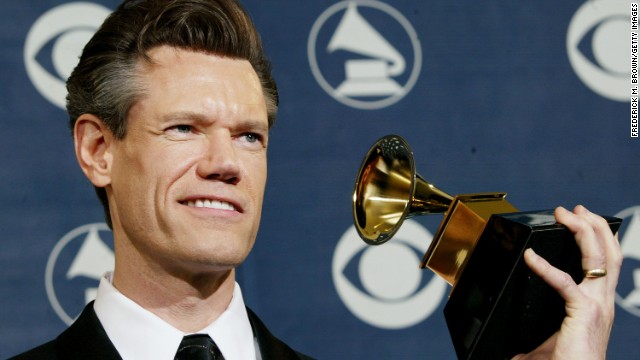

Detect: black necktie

[174,334,225,360]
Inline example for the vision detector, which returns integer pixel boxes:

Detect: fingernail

[580,206,595,217]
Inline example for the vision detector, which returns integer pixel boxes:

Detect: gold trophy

[352,135,621,359]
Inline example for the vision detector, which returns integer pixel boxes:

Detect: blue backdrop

[1,0,638,358]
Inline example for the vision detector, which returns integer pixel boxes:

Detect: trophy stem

[420,193,518,286]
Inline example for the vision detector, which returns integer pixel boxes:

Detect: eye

[172,125,192,134]
[243,133,260,143]
[164,124,196,139]
[237,132,266,146]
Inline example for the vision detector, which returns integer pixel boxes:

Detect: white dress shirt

[93,272,258,360]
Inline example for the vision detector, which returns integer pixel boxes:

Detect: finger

[555,206,607,279]
[576,206,622,298]
[524,248,582,304]
[603,233,621,296]
[574,206,622,292]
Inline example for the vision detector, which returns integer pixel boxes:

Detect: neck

[112,249,236,333]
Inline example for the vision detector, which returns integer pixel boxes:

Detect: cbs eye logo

[332,219,447,329]
[24,2,111,109]
[567,0,628,102]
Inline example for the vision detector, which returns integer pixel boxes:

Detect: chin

[169,232,255,270]
[191,246,251,269]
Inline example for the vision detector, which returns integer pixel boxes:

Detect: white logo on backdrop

[308,1,422,110]
[614,206,640,317]
[45,223,114,325]
[24,2,111,109]
[332,220,447,329]
[567,0,629,102]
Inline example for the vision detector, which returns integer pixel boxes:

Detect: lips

[179,197,242,213]
[186,199,235,210]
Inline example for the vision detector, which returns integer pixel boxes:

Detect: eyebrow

[162,111,269,132]
[162,111,211,125]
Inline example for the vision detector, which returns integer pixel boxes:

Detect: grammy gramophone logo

[308,1,422,110]
[45,223,114,325]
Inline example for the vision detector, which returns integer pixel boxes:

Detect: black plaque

[444,210,622,360]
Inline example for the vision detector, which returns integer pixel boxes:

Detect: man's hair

[66,0,278,228]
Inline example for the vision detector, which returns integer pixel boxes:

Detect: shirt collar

[93,272,257,360]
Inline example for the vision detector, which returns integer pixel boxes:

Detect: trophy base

[444,210,621,360]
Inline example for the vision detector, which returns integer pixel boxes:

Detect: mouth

[180,198,238,212]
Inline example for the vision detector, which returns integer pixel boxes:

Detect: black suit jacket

[10,302,312,360]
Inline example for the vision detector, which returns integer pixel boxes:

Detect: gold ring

[583,268,607,278]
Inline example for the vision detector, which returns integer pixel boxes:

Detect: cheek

[111,154,156,210]
[113,145,179,203]
[248,158,268,195]
[148,143,200,182]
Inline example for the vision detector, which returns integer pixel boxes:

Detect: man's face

[107,46,268,273]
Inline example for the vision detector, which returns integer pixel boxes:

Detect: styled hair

[66,0,278,228]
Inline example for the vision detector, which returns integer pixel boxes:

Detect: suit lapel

[246,307,309,360]
[54,302,122,360]
[48,303,308,360]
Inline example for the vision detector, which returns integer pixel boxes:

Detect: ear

[74,114,115,188]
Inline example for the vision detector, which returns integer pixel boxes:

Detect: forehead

[134,46,267,120]
[140,46,261,91]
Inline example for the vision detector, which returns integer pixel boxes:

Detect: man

[11,0,621,359]
[13,0,308,359]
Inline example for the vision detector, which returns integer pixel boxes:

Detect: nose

[196,134,240,184]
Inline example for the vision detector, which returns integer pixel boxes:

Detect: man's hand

[512,205,622,360]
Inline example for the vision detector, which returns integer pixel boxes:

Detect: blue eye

[174,125,192,133]
[244,133,260,143]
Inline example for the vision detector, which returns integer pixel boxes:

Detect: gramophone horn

[352,135,453,245]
